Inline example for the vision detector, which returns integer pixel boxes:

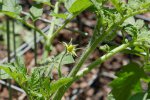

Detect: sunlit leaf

[65,0,92,13]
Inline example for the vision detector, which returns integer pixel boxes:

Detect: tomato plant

[0,0,150,100]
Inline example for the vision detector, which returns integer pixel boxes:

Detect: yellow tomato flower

[63,41,77,57]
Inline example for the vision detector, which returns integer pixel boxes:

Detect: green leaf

[134,19,144,29]
[110,62,146,100]
[50,77,73,93]
[137,30,150,48]
[26,69,51,99]
[29,5,43,20]
[2,0,22,14]
[65,0,92,13]
[123,17,135,26]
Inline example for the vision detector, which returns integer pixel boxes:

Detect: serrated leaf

[123,17,135,26]
[110,62,147,100]
[135,19,144,29]
[65,0,92,13]
[29,5,43,20]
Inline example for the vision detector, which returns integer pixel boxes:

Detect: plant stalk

[54,8,150,99]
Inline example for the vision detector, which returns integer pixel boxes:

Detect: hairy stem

[53,8,150,99]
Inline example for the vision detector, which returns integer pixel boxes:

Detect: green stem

[77,43,130,78]
[52,43,130,100]
[68,22,119,77]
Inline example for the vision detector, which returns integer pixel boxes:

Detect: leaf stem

[58,50,67,78]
